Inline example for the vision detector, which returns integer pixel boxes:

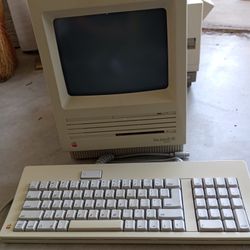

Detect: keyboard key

[65,210,77,220]
[219,198,231,208]
[62,200,73,209]
[163,189,183,208]
[69,220,123,232]
[57,220,69,231]
[116,189,126,199]
[80,180,90,189]
[226,177,238,188]
[207,198,218,209]
[14,220,27,232]
[137,189,147,199]
[158,209,184,220]
[52,190,62,200]
[69,180,79,190]
[128,199,139,209]
[41,200,52,210]
[154,178,164,188]
[231,198,244,209]
[234,209,250,232]
[99,209,111,220]
[203,178,214,188]
[132,179,142,189]
[161,220,172,231]
[37,220,58,231]
[122,209,133,220]
[121,179,131,189]
[106,199,117,209]
[94,190,104,199]
[59,181,69,190]
[194,198,206,209]
[146,209,157,219]
[26,191,42,200]
[111,179,121,189]
[95,199,106,209]
[229,188,241,198]
[140,199,150,209]
[105,190,115,199]
[214,178,226,188]
[159,189,170,198]
[80,170,102,179]
[192,178,203,188]
[198,220,223,232]
[100,179,110,189]
[72,190,83,200]
[54,210,66,220]
[90,180,100,189]
[111,209,122,219]
[143,179,153,189]
[88,210,99,220]
[84,190,94,199]
[39,181,49,190]
[23,200,41,210]
[224,220,237,232]
[193,188,205,198]
[25,220,38,232]
[76,210,88,220]
[165,178,180,188]
[41,191,52,200]
[149,189,159,199]
[136,220,147,231]
[205,188,216,198]
[208,209,221,219]
[173,220,185,232]
[29,181,40,190]
[134,209,145,220]
[117,199,128,209]
[19,210,44,220]
[84,200,95,209]
[62,190,73,200]
[49,181,59,190]
[151,199,162,209]
[51,200,63,210]
[43,210,55,220]
[217,188,228,198]
[126,189,136,199]
[221,209,234,220]
[124,220,136,231]
[149,220,160,231]
[196,209,208,220]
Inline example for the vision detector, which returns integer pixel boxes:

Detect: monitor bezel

[33,0,184,111]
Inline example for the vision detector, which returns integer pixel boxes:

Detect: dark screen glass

[54,8,168,96]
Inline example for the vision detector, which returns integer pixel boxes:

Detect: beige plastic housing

[187,0,214,84]
[1,161,250,243]
[27,0,187,158]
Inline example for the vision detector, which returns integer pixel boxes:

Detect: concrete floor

[203,0,250,30]
[0,32,250,249]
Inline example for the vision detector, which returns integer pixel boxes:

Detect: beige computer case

[28,0,187,159]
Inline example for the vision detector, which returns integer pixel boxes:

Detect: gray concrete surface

[203,0,250,30]
[0,31,250,248]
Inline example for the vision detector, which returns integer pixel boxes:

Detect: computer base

[70,145,184,160]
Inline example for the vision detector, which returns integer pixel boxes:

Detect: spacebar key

[69,220,123,232]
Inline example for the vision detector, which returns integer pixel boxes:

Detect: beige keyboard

[1,161,250,244]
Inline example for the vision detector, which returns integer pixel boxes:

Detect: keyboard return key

[69,220,123,232]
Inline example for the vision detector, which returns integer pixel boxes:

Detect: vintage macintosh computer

[1,0,250,245]
[28,0,187,160]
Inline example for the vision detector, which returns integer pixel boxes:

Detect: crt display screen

[54,8,168,96]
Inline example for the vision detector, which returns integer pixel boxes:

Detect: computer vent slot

[70,145,183,160]
[65,114,176,139]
